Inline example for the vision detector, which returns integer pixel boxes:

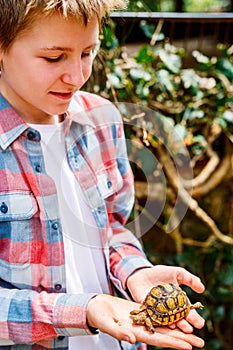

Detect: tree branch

[156,143,233,246]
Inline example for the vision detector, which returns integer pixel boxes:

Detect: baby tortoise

[130,283,204,332]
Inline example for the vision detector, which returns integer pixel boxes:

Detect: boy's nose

[61,61,86,87]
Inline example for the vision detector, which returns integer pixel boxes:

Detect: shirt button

[55,284,62,291]
[35,164,42,173]
[27,130,37,140]
[107,180,112,189]
[0,202,8,214]
[57,336,65,341]
[27,129,41,141]
[52,222,59,230]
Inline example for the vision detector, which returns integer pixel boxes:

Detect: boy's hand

[87,294,205,349]
[126,265,205,333]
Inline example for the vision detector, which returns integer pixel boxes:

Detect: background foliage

[84,18,233,350]
[126,0,233,12]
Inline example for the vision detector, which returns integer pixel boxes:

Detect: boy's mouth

[50,91,74,100]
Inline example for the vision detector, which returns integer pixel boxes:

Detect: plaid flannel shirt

[0,91,151,350]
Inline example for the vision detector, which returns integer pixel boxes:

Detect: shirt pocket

[0,192,37,220]
[0,192,38,267]
[97,161,123,200]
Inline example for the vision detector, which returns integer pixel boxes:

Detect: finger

[177,268,205,293]
[175,319,194,333]
[167,309,205,334]
[155,327,205,349]
[168,323,176,329]
[97,317,136,344]
[186,309,205,329]
[132,325,204,350]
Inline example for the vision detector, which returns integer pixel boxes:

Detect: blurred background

[84,1,233,349]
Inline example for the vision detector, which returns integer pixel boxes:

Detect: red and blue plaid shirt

[0,91,151,350]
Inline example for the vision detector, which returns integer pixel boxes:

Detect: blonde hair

[0,0,127,51]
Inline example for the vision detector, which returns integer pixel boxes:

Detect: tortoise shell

[130,283,203,332]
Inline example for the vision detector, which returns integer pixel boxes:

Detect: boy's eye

[43,55,63,63]
[81,46,99,59]
[81,51,92,58]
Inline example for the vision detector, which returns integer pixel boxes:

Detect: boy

[0,1,205,349]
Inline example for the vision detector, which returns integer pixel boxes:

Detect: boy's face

[0,13,99,124]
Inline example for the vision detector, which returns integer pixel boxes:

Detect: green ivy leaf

[214,58,233,81]
[173,124,187,142]
[157,49,181,74]
[129,67,152,81]
[193,50,210,65]
[222,110,233,124]
[191,134,207,154]
[135,45,155,64]
[136,83,150,98]
[156,69,176,93]
[107,72,123,89]
[183,108,205,120]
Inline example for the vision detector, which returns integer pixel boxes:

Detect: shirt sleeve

[108,116,152,296]
[0,287,97,344]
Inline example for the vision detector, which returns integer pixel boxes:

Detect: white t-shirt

[28,122,121,350]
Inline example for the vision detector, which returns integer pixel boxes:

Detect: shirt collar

[67,93,96,128]
[0,93,95,150]
[0,94,28,150]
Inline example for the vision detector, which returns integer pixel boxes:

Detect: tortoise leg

[145,317,157,333]
[190,302,204,310]
[130,309,141,315]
